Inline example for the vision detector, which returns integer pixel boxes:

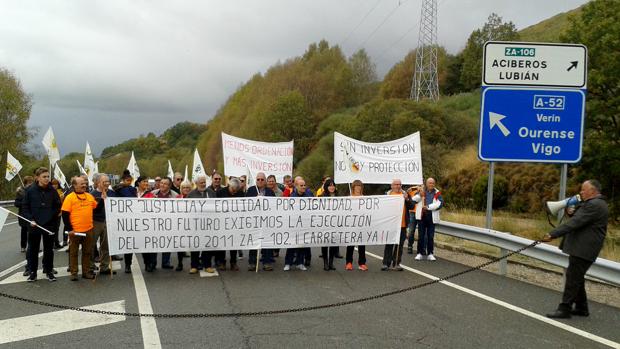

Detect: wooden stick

[0,207,54,235]
[16,172,25,187]
[255,249,260,273]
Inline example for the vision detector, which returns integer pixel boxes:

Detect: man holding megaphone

[542,180,608,319]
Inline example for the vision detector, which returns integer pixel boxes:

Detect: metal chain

[0,240,541,318]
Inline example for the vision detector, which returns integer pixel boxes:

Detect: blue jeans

[417,215,435,255]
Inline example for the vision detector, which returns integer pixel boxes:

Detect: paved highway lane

[1,222,619,348]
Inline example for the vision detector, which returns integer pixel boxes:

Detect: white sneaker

[283,264,290,271]
[297,264,307,271]
[414,253,424,261]
[427,254,436,261]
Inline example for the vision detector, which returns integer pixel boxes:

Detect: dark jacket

[246,186,275,197]
[21,183,61,227]
[91,189,117,222]
[115,184,138,198]
[290,188,314,198]
[188,188,216,199]
[14,186,29,227]
[216,187,245,198]
[550,195,608,262]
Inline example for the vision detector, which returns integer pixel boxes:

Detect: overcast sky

[0,0,588,156]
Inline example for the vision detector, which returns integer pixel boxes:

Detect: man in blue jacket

[245,172,276,271]
[22,167,61,282]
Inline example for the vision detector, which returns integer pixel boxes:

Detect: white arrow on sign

[0,300,126,344]
[489,112,511,137]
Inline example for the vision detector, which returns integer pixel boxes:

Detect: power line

[355,0,413,51]
[339,0,383,46]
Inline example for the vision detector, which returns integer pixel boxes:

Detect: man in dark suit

[543,179,608,319]
[246,172,276,271]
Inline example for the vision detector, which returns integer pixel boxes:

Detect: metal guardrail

[436,221,620,286]
[0,200,13,207]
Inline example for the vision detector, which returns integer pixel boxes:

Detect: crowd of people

[14,166,445,282]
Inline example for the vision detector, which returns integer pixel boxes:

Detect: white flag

[76,160,86,175]
[94,161,99,174]
[183,165,188,182]
[42,127,61,165]
[84,142,96,183]
[0,207,9,229]
[192,149,207,181]
[245,164,255,188]
[53,163,68,189]
[167,160,174,180]
[127,152,140,185]
[5,151,22,181]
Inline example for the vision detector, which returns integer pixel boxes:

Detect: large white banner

[105,196,404,255]
[221,132,293,183]
[333,132,423,185]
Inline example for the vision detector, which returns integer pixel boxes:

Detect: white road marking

[0,300,126,344]
[365,251,620,349]
[0,261,121,285]
[130,254,162,349]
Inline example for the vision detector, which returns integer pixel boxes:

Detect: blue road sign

[479,87,585,163]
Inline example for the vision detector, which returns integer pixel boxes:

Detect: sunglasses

[256,178,265,181]
[213,178,221,181]
[240,180,245,183]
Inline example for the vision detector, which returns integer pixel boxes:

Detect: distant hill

[518,6,583,43]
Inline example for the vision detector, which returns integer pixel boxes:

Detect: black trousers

[20,224,28,249]
[346,245,366,265]
[383,227,407,267]
[27,225,55,274]
[559,255,594,311]
[215,250,237,266]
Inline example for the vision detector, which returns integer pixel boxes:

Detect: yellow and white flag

[53,163,68,189]
[42,127,61,165]
[127,151,140,185]
[84,142,96,178]
[5,151,22,181]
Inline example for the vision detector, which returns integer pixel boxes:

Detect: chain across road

[0,240,541,318]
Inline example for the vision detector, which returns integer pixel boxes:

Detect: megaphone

[546,195,581,216]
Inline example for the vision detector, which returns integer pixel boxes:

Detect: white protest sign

[105,196,404,255]
[221,132,293,183]
[333,132,423,185]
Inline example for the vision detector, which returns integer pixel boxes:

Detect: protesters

[22,168,61,282]
[115,172,139,273]
[246,172,275,271]
[282,175,294,197]
[413,178,443,261]
[315,176,331,197]
[90,173,116,276]
[136,175,151,198]
[187,175,216,274]
[173,180,193,272]
[213,178,245,271]
[153,176,162,190]
[172,172,183,194]
[267,174,283,258]
[317,179,339,271]
[284,177,313,271]
[14,175,34,255]
[208,172,224,196]
[346,180,368,271]
[406,185,421,254]
[50,179,65,249]
[382,179,414,271]
[143,177,179,271]
[62,176,98,281]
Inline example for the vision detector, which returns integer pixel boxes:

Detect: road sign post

[479,41,587,276]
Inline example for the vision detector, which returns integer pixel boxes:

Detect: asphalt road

[1,219,619,349]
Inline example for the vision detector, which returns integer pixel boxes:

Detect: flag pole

[0,207,54,235]
[16,173,25,187]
